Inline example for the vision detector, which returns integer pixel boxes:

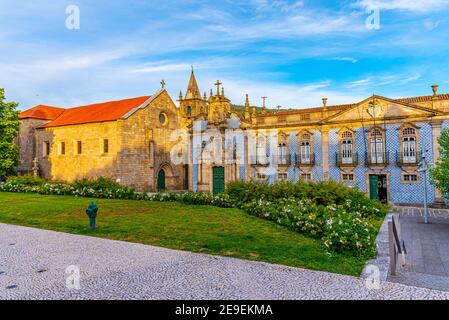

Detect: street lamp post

[418,151,429,224]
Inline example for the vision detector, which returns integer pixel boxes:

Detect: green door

[369,175,379,200]
[158,170,166,192]
[212,167,225,195]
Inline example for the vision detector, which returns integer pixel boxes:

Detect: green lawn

[0,192,369,276]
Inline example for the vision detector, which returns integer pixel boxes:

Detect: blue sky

[1,0,449,110]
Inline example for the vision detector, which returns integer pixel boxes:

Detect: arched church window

[159,112,168,125]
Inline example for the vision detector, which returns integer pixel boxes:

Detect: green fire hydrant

[86,202,98,229]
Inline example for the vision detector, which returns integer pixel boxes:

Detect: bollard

[86,202,98,229]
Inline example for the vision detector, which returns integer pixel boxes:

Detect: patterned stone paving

[398,206,449,220]
[1,223,449,300]
[388,207,449,292]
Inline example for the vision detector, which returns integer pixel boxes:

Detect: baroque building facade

[17,70,449,205]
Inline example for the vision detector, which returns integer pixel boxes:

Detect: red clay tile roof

[259,103,356,117]
[395,94,449,104]
[258,94,449,117]
[38,96,151,128]
[19,105,65,120]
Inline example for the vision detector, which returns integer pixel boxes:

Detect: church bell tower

[179,68,207,121]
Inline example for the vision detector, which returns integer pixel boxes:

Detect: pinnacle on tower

[245,94,251,119]
[185,68,201,100]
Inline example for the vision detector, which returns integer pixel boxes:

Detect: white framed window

[301,173,312,181]
[278,142,288,164]
[277,172,288,182]
[340,131,354,164]
[256,133,267,163]
[278,132,289,165]
[402,173,419,183]
[369,128,385,164]
[256,172,267,181]
[401,127,417,164]
[300,141,311,164]
[342,173,355,182]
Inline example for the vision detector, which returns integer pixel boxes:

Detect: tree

[430,128,449,199]
[0,88,20,178]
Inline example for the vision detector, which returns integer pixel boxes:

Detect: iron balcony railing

[250,154,292,166]
[364,151,390,166]
[277,154,292,166]
[395,151,422,166]
[250,155,270,166]
[335,152,359,166]
[295,153,316,166]
[250,153,316,166]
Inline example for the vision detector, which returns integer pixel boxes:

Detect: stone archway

[155,162,176,192]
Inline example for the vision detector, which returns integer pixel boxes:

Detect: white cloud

[213,78,362,109]
[345,73,421,89]
[355,0,449,12]
[131,63,193,74]
[330,57,359,63]
[424,19,441,31]
[347,78,372,88]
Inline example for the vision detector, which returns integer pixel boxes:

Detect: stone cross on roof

[215,80,222,96]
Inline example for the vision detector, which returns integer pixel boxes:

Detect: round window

[159,112,168,125]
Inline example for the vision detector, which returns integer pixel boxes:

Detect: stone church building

[17,70,449,205]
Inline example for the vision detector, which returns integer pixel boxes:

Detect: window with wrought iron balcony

[396,150,422,166]
[336,151,359,166]
[277,153,291,166]
[295,152,316,166]
[250,149,270,166]
[364,151,389,165]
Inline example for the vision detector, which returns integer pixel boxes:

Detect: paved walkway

[398,206,449,220]
[1,224,448,300]
[387,207,449,292]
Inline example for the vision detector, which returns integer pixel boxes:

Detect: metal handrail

[388,214,407,276]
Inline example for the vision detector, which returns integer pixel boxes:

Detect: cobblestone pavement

[1,223,449,300]
[387,211,449,292]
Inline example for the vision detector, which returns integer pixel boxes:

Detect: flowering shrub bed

[0,176,235,206]
[242,197,381,257]
[0,176,386,257]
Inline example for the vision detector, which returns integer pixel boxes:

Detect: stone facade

[16,118,49,174]
[17,71,449,205]
[18,90,184,192]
